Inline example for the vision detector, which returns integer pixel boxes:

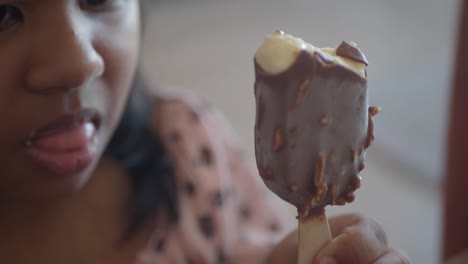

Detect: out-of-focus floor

[141,0,459,263]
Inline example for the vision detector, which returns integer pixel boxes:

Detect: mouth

[24,109,102,177]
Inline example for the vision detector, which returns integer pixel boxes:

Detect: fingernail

[319,256,336,264]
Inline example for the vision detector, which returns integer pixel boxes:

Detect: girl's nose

[24,18,104,94]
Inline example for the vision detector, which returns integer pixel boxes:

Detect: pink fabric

[135,92,286,263]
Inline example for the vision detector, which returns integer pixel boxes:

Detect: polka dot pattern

[135,92,287,264]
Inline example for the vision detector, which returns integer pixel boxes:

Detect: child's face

[0,0,141,201]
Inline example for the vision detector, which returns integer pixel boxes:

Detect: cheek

[93,4,142,135]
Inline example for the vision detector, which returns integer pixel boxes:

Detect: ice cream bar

[254,31,377,220]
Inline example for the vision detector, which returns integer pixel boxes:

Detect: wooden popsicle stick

[298,210,332,264]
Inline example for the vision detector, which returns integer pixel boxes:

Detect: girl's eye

[79,0,127,12]
[0,5,23,32]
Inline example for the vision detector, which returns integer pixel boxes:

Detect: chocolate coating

[254,50,370,217]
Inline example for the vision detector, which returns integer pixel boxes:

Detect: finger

[371,248,412,264]
[315,217,388,264]
[328,213,366,237]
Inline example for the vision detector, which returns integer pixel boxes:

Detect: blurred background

[140,0,461,263]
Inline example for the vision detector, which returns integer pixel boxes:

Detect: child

[0,1,410,263]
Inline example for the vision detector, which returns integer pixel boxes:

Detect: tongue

[33,123,96,152]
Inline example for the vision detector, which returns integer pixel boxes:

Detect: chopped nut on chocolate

[352,175,362,190]
[306,183,328,210]
[293,80,310,109]
[365,113,375,148]
[336,41,369,66]
[315,182,328,201]
[334,198,347,206]
[298,201,312,219]
[351,147,357,163]
[330,185,338,204]
[314,153,326,186]
[272,128,285,152]
[368,106,381,117]
[259,166,273,179]
[345,192,356,203]
[289,184,299,192]
[320,114,329,125]
[358,162,366,172]
[309,196,320,208]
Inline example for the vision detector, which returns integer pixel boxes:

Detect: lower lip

[27,123,99,177]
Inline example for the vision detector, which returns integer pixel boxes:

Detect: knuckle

[367,218,388,248]
[375,248,413,264]
[336,229,368,264]
[392,248,413,264]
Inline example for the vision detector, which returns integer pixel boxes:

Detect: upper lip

[27,109,101,143]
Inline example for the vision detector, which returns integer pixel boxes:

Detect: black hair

[105,71,179,240]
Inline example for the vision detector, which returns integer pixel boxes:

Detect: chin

[4,151,104,206]
[32,160,100,203]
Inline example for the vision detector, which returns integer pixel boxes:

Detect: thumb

[314,219,388,264]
